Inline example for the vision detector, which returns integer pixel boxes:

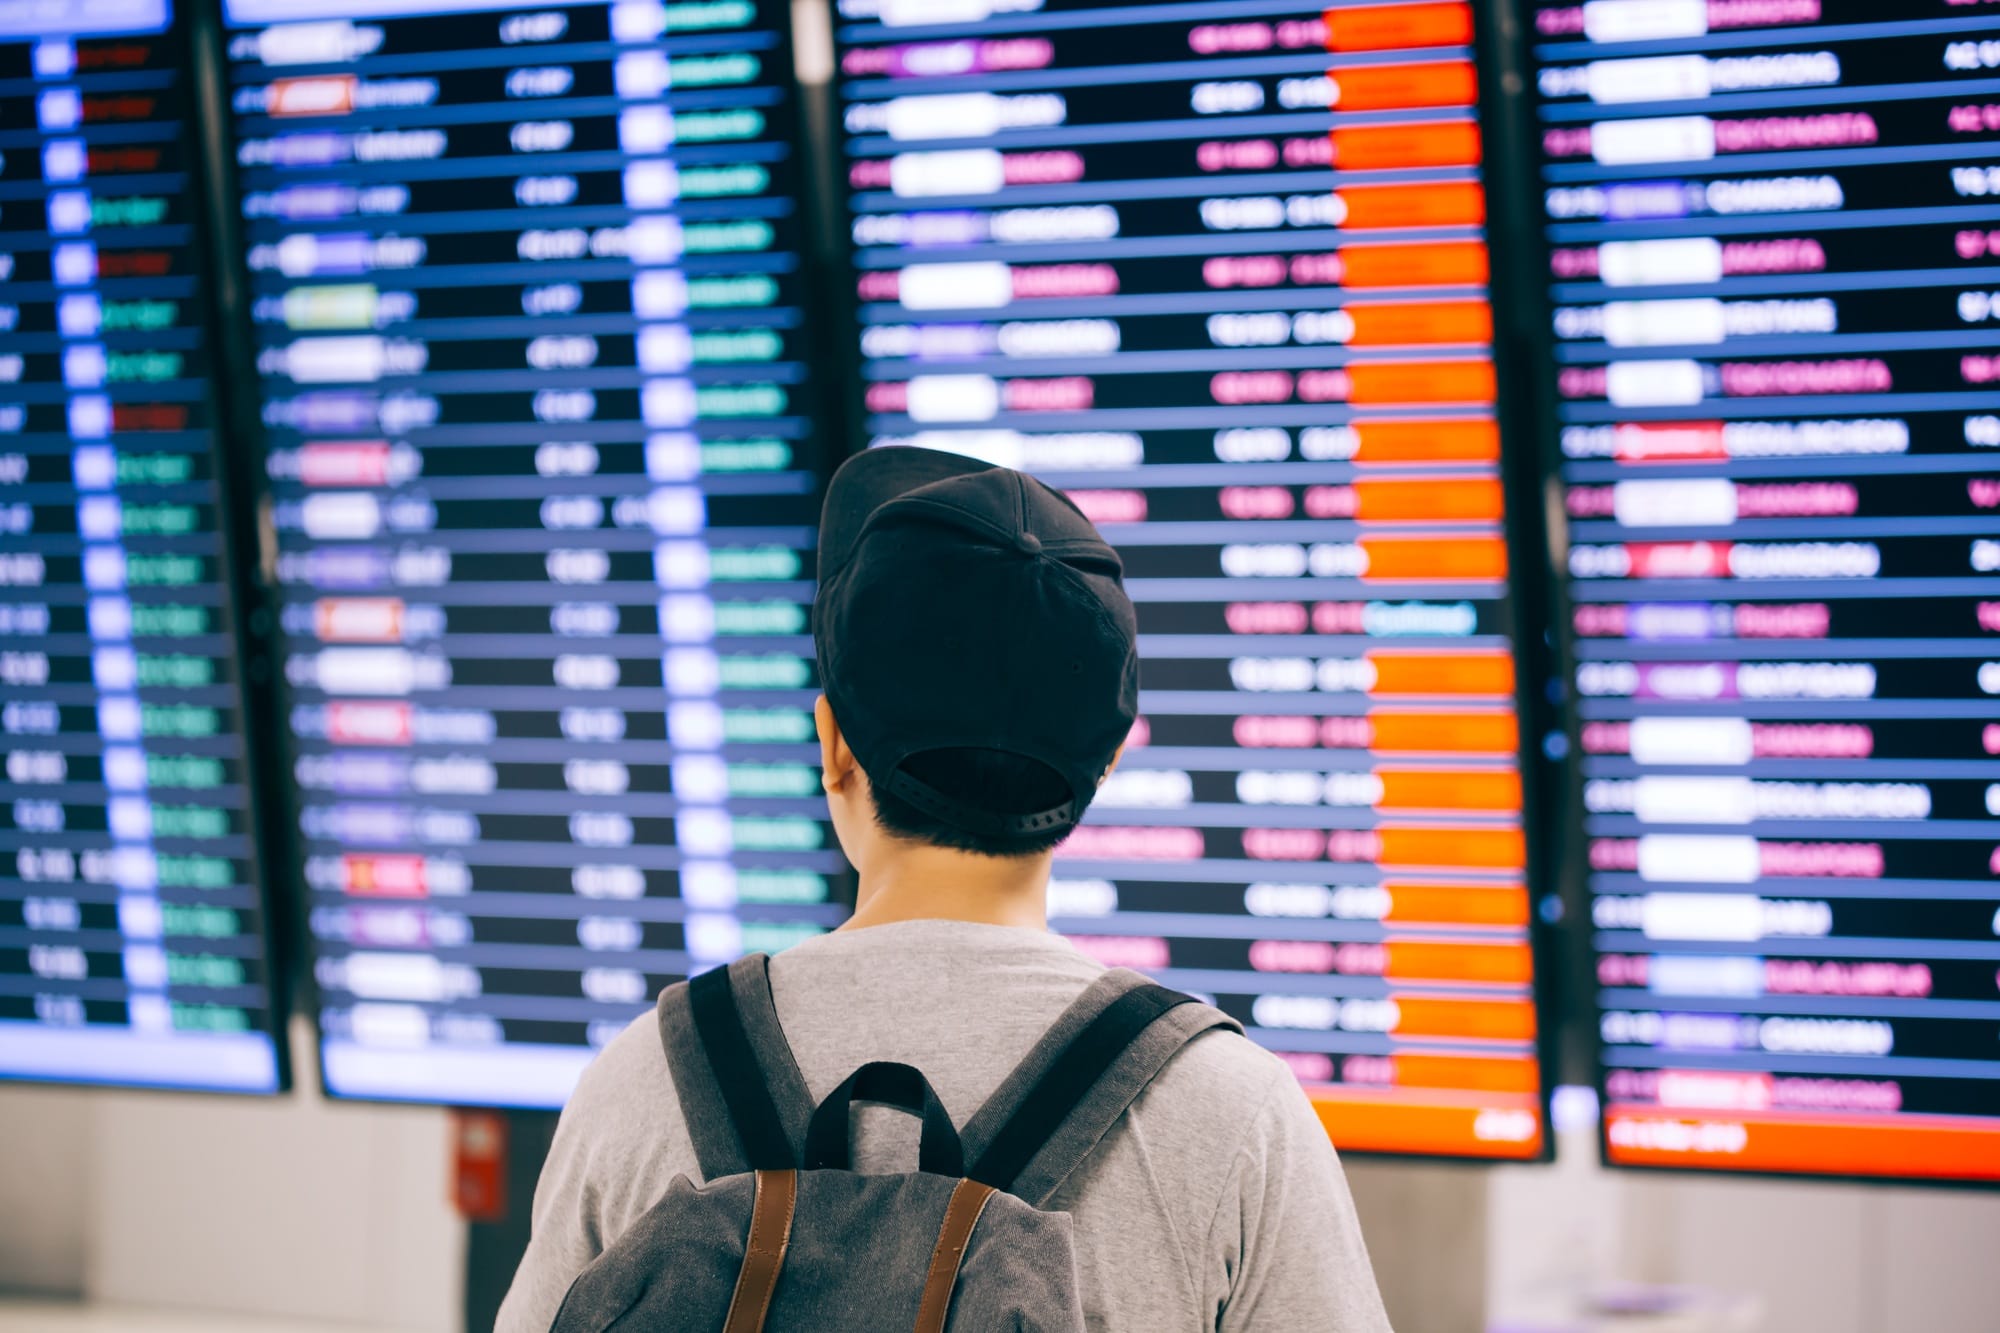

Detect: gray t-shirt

[497,919,1392,1332]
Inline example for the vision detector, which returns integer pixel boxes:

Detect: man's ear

[815,695,858,792]
[1097,741,1127,787]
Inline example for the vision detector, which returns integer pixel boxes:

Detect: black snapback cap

[813,445,1140,839]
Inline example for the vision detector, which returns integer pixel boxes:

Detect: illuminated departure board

[0,1,285,1093]
[1527,2,2000,1183]
[223,0,838,1107]
[834,0,1548,1158]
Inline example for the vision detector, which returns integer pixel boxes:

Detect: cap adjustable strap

[878,765,1081,839]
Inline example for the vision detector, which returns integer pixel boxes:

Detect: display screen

[833,0,1548,1158]
[1526,1,2000,1183]
[223,0,839,1106]
[0,0,285,1093]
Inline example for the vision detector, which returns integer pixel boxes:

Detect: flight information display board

[1527,1,2000,1184]
[0,0,285,1093]
[834,0,1549,1158]
[223,0,838,1106]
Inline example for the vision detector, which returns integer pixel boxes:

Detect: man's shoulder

[1046,1023,1316,1297]
[1130,1023,1305,1152]
[1114,1020,1343,1224]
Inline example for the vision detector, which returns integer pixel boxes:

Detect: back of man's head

[812,447,1141,858]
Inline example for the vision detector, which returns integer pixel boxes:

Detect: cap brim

[818,444,997,581]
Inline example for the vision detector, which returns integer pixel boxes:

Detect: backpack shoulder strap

[657,953,817,1178]
[961,968,1243,1207]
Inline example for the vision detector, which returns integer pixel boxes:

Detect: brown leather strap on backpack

[722,1168,798,1333]
[912,1178,996,1333]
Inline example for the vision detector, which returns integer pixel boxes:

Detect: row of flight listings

[0,0,1995,1185]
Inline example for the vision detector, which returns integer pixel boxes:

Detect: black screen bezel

[818,0,1564,1165]
[191,0,850,1110]
[1484,0,2000,1193]
[0,0,294,1099]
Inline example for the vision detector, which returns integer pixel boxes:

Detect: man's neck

[839,842,1053,933]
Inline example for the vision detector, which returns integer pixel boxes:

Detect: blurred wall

[1486,1119,2000,1333]
[0,1087,89,1296]
[4,1075,1999,1332]
[0,1019,463,1332]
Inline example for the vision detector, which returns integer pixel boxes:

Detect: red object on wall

[451,1109,509,1221]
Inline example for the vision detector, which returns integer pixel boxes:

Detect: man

[498,446,1392,1330]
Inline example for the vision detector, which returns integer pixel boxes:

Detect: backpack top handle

[803,1061,966,1177]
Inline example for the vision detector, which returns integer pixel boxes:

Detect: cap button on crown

[1015,531,1043,555]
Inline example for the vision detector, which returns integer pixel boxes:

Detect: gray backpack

[548,953,1240,1332]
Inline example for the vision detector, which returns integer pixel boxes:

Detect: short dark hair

[867,747,1084,857]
